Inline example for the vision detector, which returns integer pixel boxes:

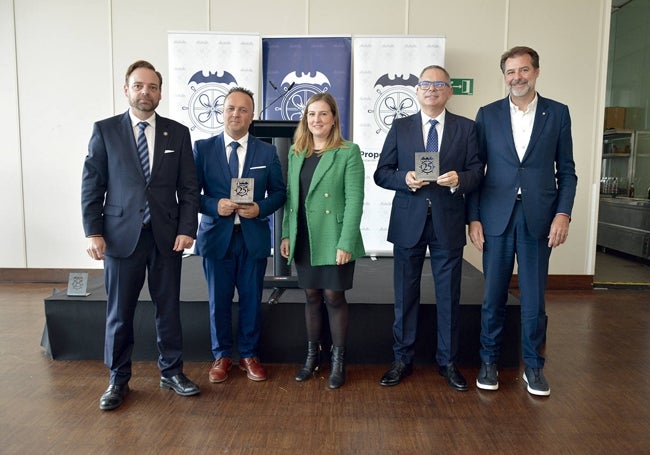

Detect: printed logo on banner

[369,74,419,134]
[182,70,239,135]
[271,71,332,120]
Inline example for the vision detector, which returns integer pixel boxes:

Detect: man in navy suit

[467,46,577,397]
[375,65,483,390]
[193,87,286,384]
[82,60,200,411]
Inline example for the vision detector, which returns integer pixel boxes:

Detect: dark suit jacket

[193,133,286,260]
[374,110,483,250]
[466,94,577,239]
[81,111,199,257]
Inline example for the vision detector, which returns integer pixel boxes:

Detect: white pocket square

[164,149,175,154]
[249,165,266,170]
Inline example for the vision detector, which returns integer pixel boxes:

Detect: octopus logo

[182,70,238,134]
[369,74,420,134]
[274,71,332,120]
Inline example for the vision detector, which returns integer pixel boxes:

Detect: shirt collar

[422,109,446,128]
[509,93,538,114]
[223,132,249,149]
[129,110,156,128]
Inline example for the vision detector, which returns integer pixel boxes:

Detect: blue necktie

[229,141,240,178]
[137,121,151,225]
[426,119,439,152]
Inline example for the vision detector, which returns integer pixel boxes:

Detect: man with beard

[467,46,577,396]
[82,60,200,410]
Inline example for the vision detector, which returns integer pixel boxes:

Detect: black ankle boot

[328,346,346,389]
[295,341,321,382]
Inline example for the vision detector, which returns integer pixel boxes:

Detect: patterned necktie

[137,121,151,224]
[426,119,439,152]
[229,141,240,178]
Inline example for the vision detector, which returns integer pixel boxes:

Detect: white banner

[352,36,446,255]
[168,32,261,143]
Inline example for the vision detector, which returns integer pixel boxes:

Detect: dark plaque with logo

[414,152,440,181]
[230,178,254,205]
[67,272,90,296]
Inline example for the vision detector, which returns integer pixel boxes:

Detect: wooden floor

[1,283,649,454]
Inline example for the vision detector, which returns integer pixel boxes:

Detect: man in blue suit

[82,60,200,411]
[467,46,577,397]
[193,87,286,384]
[375,65,483,390]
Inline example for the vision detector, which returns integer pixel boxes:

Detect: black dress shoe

[438,363,468,391]
[99,384,129,411]
[380,361,413,387]
[160,373,200,396]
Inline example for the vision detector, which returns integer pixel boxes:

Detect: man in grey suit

[467,46,577,397]
[82,60,200,411]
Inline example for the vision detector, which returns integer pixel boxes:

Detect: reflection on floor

[594,249,650,288]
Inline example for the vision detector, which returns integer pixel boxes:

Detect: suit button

[325,210,331,215]
[324,193,329,198]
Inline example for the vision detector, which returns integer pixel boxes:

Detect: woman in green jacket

[280,93,365,389]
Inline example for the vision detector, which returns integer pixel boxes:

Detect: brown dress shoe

[208,357,232,383]
[239,357,267,381]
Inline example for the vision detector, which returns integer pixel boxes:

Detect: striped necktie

[137,121,151,224]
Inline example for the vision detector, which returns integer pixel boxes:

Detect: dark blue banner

[261,37,352,138]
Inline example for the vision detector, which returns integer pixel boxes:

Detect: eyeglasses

[417,80,450,90]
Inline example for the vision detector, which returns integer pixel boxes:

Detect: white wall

[0,0,25,267]
[0,0,611,275]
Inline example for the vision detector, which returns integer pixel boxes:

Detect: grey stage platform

[42,255,521,367]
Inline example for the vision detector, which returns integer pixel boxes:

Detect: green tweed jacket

[281,141,365,266]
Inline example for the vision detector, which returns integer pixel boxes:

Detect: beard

[509,80,532,97]
[130,96,158,113]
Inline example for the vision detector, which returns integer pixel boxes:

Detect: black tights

[303,289,348,347]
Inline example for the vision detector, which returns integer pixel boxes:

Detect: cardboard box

[605,107,626,130]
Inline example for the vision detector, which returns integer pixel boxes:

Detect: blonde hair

[292,92,346,156]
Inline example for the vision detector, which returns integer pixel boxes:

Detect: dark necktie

[426,119,439,152]
[229,141,240,178]
[137,121,151,224]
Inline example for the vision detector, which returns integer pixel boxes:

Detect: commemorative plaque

[230,178,254,204]
[414,152,440,181]
[67,272,90,296]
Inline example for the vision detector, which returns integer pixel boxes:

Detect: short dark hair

[500,46,540,73]
[225,87,255,112]
[125,60,163,87]
[419,65,451,82]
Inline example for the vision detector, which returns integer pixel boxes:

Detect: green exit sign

[450,78,473,95]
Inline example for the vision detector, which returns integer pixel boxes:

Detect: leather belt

[142,223,151,230]
[233,224,242,232]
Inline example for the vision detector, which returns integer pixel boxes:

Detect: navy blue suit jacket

[466,94,577,239]
[193,133,286,260]
[374,110,483,250]
[81,111,199,257]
